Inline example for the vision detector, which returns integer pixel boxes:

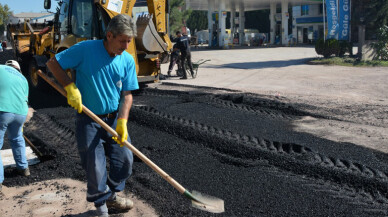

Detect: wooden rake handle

[37,70,187,194]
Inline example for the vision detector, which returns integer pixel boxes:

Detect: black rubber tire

[28,59,50,91]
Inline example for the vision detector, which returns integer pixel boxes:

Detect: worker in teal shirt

[0,60,30,192]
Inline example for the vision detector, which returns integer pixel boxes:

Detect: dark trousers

[180,52,194,78]
[76,112,133,206]
[168,53,180,74]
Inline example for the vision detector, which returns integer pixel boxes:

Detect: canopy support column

[230,0,236,46]
[218,1,226,48]
[281,0,289,45]
[239,1,245,46]
[270,2,276,44]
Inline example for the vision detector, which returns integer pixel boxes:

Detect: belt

[96,111,117,119]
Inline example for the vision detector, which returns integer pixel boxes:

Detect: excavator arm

[96,0,172,80]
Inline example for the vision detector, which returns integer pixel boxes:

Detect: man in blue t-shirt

[0,60,30,191]
[47,14,138,216]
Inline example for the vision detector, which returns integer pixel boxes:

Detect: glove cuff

[64,82,77,91]
[117,118,127,124]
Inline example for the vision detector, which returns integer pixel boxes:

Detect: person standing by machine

[166,43,181,77]
[175,31,195,79]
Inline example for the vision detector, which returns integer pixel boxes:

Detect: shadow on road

[204,58,314,69]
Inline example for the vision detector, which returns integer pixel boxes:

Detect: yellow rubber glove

[113,118,128,147]
[64,82,82,113]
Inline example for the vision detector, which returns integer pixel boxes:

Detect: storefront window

[301,5,309,16]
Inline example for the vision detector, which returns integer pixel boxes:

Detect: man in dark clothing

[175,31,195,79]
[167,43,180,77]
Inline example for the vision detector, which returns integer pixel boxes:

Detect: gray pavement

[158,46,388,155]
[161,46,388,104]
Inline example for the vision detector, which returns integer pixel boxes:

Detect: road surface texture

[1,46,388,216]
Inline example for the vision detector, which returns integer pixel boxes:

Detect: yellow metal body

[8,0,172,84]
[54,0,172,82]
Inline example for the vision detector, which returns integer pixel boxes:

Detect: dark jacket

[171,43,180,56]
[176,35,190,54]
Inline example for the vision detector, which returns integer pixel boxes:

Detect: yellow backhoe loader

[7,0,172,90]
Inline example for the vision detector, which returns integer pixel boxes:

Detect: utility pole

[323,0,325,42]
[358,0,366,59]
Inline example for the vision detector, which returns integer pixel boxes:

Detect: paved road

[161,47,388,103]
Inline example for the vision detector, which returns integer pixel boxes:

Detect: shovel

[37,70,224,213]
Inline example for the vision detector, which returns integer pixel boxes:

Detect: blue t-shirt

[55,40,139,114]
[0,65,29,115]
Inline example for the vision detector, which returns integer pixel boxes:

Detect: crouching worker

[166,43,181,77]
[0,60,30,192]
[46,14,139,217]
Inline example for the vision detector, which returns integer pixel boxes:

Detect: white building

[292,4,324,44]
[8,13,54,24]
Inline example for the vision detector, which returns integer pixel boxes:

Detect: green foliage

[169,0,191,36]
[245,10,270,33]
[186,11,207,33]
[315,38,325,56]
[320,39,340,58]
[311,57,388,67]
[0,3,12,38]
[353,0,388,39]
[372,25,388,60]
[315,39,351,58]
[338,40,353,57]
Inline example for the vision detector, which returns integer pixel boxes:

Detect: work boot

[106,193,134,211]
[95,203,109,217]
[167,70,171,77]
[180,77,187,80]
[16,168,30,177]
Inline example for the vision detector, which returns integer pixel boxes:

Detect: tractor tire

[28,59,50,91]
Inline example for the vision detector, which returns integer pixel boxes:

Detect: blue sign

[326,0,339,39]
[338,0,350,40]
[296,17,324,24]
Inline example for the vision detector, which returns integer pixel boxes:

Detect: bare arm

[46,57,72,87]
[117,90,133,120]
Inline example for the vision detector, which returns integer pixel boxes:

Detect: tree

[186,10,207,34]
[372,25,388,60]
[184,9,271,35]
[353,0,388,39]
[245,10,270,33]
[169,0,191,36]
[0,3,12,39]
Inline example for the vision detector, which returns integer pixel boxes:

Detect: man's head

[5,60,21,72]
[176,31,182,37]
[105,14,137,55]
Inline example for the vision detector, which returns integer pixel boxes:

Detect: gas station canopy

[185,0,325,48]
[186,0,322,12]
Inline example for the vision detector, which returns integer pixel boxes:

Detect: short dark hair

[176,31,181,35]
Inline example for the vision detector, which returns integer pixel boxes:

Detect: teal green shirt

[0,65,29,115]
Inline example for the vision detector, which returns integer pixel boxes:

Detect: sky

[1,0,59,14]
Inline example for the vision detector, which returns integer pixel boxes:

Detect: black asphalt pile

[3,86,388,216]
